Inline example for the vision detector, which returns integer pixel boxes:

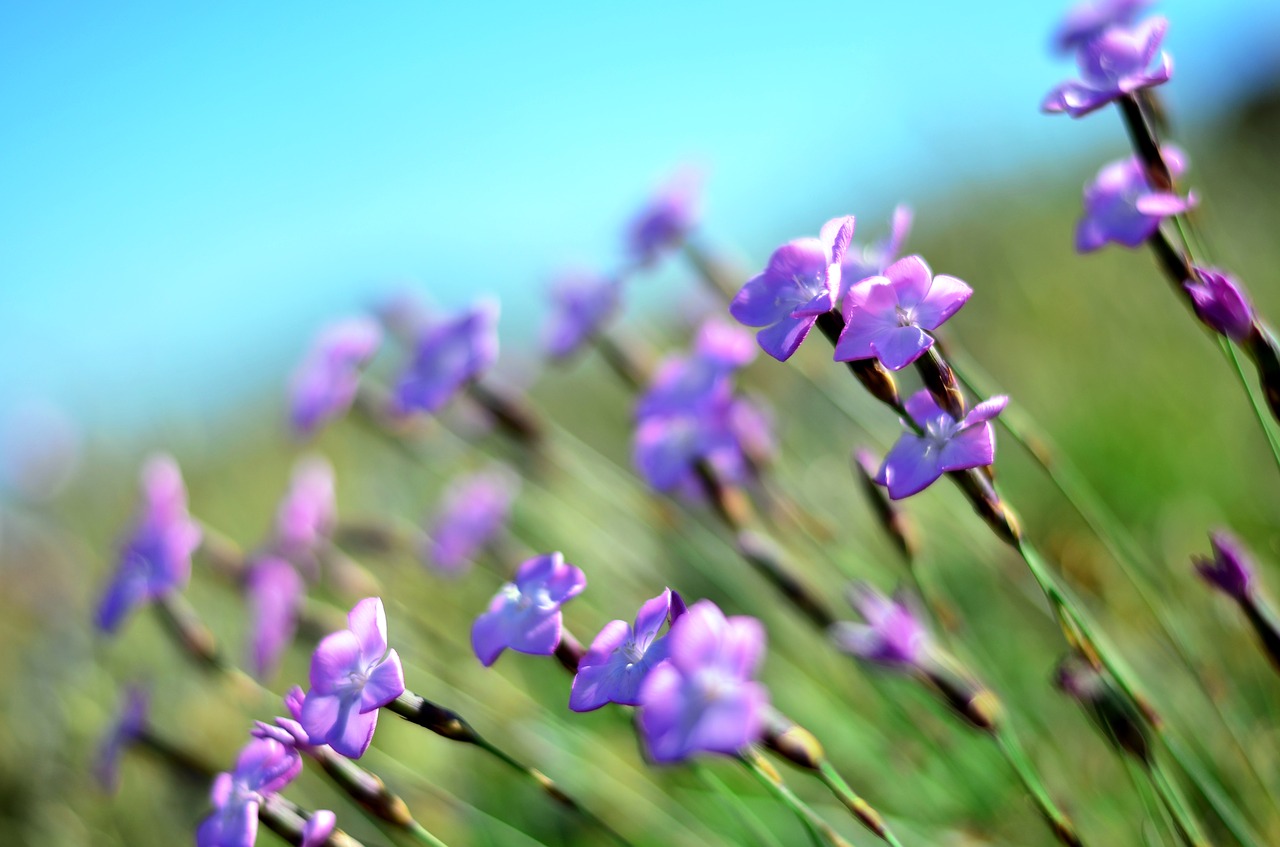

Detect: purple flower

[729,216,855,362]
[300,598,405,759]
[196,737,303,847]
[1076,148,1194,251]
[471,552,586,666]
[94,685,149,792]
[544,271,623,360]
[570,589,675,712]
[830,584,931,669]
[391,300,499,416]
[426,465,519,576]
[1185,267,1255,343]
[302,811,337,847]
[1053,0,1156,54]
[252,687,313,752]
[638,599,768,763]
[1194,531,1255,602]
[1042,18,1172,117]
[627,169,701,266]
[832,205,913,298]
[633,401,750,495]
[876,390,1008,500]
[246,557,305,681]
[636,320,753,419]
[289,318,383,436]
[834,255,972,370]
[96,455,203,633]
[274,456,335,558]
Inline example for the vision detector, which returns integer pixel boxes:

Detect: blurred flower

[877,391,1008,500]
[1075,148,1193,251]
[835,205,913,298]
[544,271,623,360]
[1185,267,1255,343]
[633,403,747,494]
[636,320,753,419]
[289,317,383,436]
[301,811,337,847]
[300,598,405,759]
[1042,18,1172,117]
[1055,656,1152,762]
[391,300,499,415]
[245,557,305,681]
[274,456,336,559]
[638,599,768,763]
[834,255,972,371]
[94,685,149,793]
[830,584,930,669]
[1194,530,1255,602]
[96,455,203,633]
[730,216,855,361]
[196,737,303,847]
[1052,0,1156,54]
[472,552,586,666]
[570,589,675,712]
[426,465,519,576]
[627,169,701,266]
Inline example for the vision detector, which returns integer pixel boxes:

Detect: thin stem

[994,729,1084,847]
[815,762,904,847]
[1148,759,1211,847]
[740,752,852,847]
[692,763,786,847]
[1223,339,1280,473]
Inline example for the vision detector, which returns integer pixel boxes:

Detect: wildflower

[638,599,768,763]
[196,737,303,847]
[833,205,913,297]
[633,401,749,494]
[1042,17,1172,117]
[391,300,499,416]
[1075,148,1193,251]
[252,687,312,752]
[627,169,701,266]
[472,552,586,666]
[300,598,405,759]
[877,390,1008,500]
[94,686,149,792]
[426,465,519,576]
[544,271,623,360]
[1185,268,1255,343]
[95,455,203,633]
[834,255,972,371]
[245,557,305,680]
[570,589,676,712]
[1052,0,1156,54]
[829,584,930,669]
[729,216,855,361]
[1194,531,1255,602]
[289,318,382,436]
[274,456,335,559]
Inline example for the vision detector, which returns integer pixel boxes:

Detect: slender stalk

[1148,758,1211,847]
[693,763,787,847]
[994,728,1084,847]
[815,762,904,847]
[740,752,853,847]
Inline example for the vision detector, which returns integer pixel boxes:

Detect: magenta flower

[1053,0,1156,54]
[830,584,931,669]
[1076,148,1193,251]
[426,465,519,576]
[1185,267,1255,343]
[832,205,913,298]
[300,598,405,759]
[876,390,1008,500]
[96,455,202,633]
[1194,531,1255,602]
[391,300,499,416]
[289,317,382,436]
[245,557,304,681]
[834,255,972,371]
[196,737,302,847]
[274,456,335,558]
[570,589,675,712]
[94,685,149,793]
[544,271,623,360]
[729,216,855,361]
[471,552,586,666]
[1042,18,1172,117]
[638,599,768,763]
[627,169,701,266]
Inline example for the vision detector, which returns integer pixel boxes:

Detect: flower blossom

[1075,148,1194,251]
[245,557,305,681]
[638,599,768,763]
[391,300,499,416]
[1194,531,1255,602]
[425,465,519,576]
[729,216,854,361]
[274,456,336,559]
[1052,0,1156,54]
[834,255,972,371]
[96,455,203,633]
[835,205,913,297]
[877,390,1008,500]
[830,584,931,670]
[1185,267,1255,343]
[1042,17,1172,117]
[300,598,405,759]
[289,318,382,436]
[94,685,150,792]
[472,552,586,666]
[570,589,678,712]
[627,169,701,266]
[196,736,302,847]
[544,271,623,360]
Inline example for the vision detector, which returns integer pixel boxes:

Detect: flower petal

[309,630,363,694]
[634,589,673,641]
[871,325,932,371]
[878,434,943,500]
[755,314,815,362]
[347,598,389,661]
[939,423,996,472]
[883,255,933,307]
[912,274,973,330]
[359,650,405,712]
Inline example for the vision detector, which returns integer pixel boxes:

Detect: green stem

[1149,758,1211,847]
[693,763,786,847]
[994,728,1083,847]
[1223,339,1280,473]
[403,821,450,847]
[740,754,849,847]
[815,761,905,847]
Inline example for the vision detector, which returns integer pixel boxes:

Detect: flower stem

[1148,757,1212,847]
[739,751,853,847]
[993,727,1084,847]
[692,762,787,847]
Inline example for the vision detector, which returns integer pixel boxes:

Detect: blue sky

[2,1,1278,433]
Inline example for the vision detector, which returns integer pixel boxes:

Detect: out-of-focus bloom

[830,584,930,669]
[274,456,336,558]
[96,455,203,633]
[300,598,405,759]
[196,737,303,847]
[729,216,855,361]
[246,557,305,680]
[627,169,701,266]
[1042,18,1172,117]
[570,589,675,712]
[835,205,913,298]
[638,599,768,763]
[1075,148,1193,251]
[544,271,623,360]
[636,321,753,419]
[94,686,149,792]
[289,318,383,436]
[877,391,1008,500]
[1055,656,1152,762]
[391,300,499,416]
[1194,531,1255,602]
[1052,0,1156,54]
[472,552,586,666]
[835,256,971,371]
[426,465,519,576]
[633,404,747,494]
[301,811,337,847]
[1185,268,1255,343]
